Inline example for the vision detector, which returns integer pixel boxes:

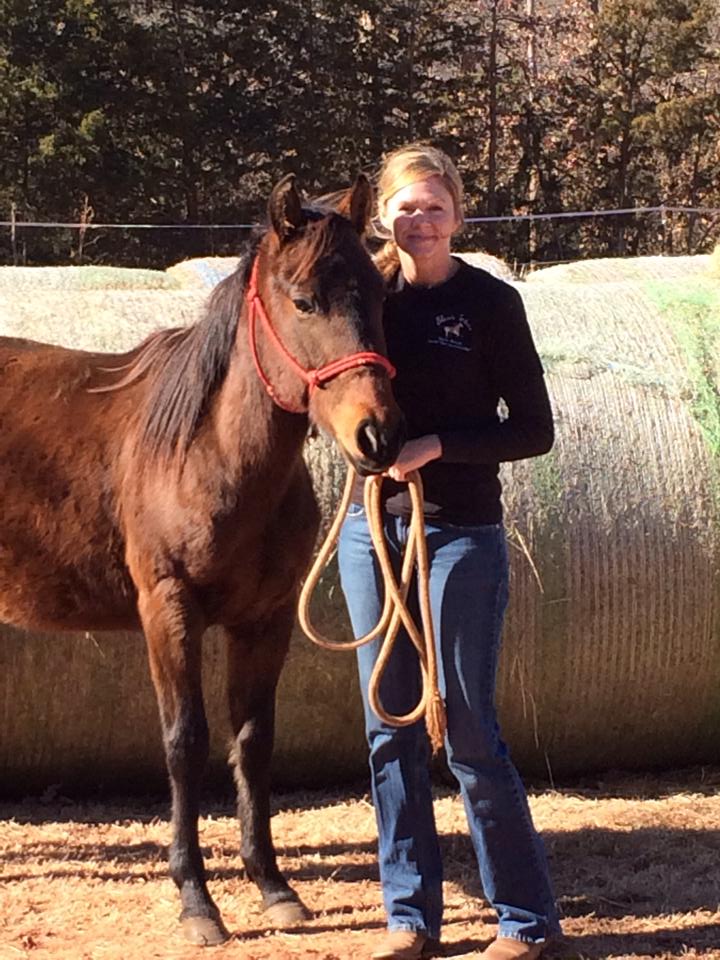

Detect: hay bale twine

[0,265,181,290]
[166,257,240,289]
[526,254,713,285]
[2,272,720,794]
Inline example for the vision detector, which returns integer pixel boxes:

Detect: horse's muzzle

[352,416,406,476]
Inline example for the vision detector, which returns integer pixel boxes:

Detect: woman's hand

[385,434,442,482]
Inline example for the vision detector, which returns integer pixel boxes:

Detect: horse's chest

[192,476,320,623]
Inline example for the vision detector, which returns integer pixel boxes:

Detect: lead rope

[297,468,447,753]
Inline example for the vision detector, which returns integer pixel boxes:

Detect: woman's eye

[292,297,315,314]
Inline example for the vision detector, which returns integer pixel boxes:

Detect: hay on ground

[1,772,719,959]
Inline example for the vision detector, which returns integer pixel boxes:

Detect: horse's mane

[98,205,355,465]
[95,234,259,464]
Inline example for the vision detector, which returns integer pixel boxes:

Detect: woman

[337,144,561,960]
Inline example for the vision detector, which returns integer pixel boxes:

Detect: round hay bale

[709,243,720,279]
[455,251,517,281]
[2,273,720,794]
[526,254,713,285]
[498,277,720,777]
[166,256,240,289]
[0,289,206,351]
[0,265,181,291]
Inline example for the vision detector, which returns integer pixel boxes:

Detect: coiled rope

[298,469,447,753]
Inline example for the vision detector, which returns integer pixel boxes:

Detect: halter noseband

[246,257,396,414]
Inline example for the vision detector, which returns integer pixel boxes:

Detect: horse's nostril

[356,418,382,460]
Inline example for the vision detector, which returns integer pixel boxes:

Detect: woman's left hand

[385,434,442,482]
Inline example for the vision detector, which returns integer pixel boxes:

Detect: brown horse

[0,175,403,945]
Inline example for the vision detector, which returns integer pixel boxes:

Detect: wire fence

[3,204,719,230]
[2,205,719,269]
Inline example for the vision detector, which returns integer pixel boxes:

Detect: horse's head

[250,174,404,475]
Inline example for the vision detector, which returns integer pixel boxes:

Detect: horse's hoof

[263,899,310,928]
[181,915,231,946]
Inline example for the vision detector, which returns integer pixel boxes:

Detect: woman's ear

[453,205,464,235]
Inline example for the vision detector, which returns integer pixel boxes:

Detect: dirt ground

[1,767,719,960]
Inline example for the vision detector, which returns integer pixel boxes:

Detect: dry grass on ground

[1,768,719,960]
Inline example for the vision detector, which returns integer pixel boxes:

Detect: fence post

[10,202,17,265]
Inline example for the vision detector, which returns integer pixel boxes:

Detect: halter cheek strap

[246,257,396,414]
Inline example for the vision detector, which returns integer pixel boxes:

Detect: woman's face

[380,174,460,263]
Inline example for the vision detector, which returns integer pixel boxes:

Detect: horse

[0,174,403,945]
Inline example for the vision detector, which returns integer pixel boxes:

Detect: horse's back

[0,335,51,353]
[0,334,138,632]
[0,331,133,373]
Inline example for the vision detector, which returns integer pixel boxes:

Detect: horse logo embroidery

[429,313,472,351]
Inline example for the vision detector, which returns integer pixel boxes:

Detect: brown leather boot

[479,937,545,960]
[371,929,434,960]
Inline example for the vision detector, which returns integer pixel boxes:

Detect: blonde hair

[374,143,464,278]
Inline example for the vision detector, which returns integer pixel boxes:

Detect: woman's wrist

[426,433,443,462]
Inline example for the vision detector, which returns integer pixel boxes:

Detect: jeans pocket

[345,503,366,519]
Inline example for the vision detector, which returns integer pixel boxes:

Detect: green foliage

[646,279,720,454]
[0,0,718,267]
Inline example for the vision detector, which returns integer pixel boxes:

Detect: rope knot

[306,369,323,391]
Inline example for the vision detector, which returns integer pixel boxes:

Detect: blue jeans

[337,508,560,944]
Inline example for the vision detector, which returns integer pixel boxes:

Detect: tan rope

[298,468,447,753]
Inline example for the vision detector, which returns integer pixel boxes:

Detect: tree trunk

[526,0,538,260]
[171,0,199,223]
[486,0,500,250]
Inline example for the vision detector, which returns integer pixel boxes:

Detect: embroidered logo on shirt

[428,314,472,351]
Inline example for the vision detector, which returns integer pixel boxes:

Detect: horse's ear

[337,174,373,235]
[268,174,304,242]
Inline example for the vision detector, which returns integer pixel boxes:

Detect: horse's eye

[291,296,315,314]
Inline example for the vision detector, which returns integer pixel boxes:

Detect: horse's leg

[226,605,309,927]
[139,580,229,946]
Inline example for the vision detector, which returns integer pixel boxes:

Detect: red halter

[246,257,396,414]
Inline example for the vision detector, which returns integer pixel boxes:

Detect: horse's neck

[209,337,308,486]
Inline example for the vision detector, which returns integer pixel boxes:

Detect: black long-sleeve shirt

[355,258,553,525]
